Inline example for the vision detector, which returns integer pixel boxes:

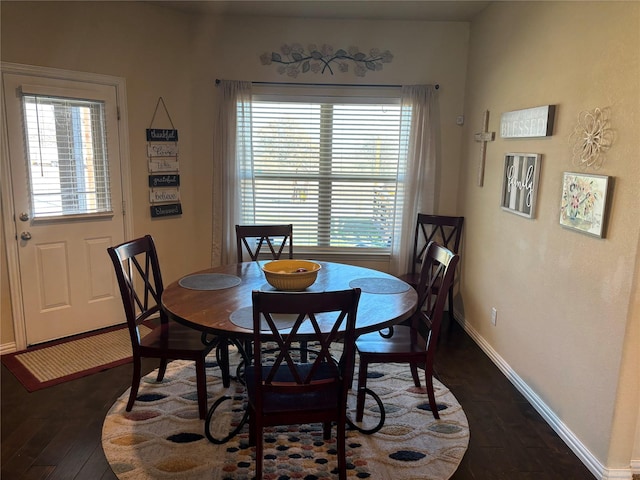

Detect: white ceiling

[151,1,491,22]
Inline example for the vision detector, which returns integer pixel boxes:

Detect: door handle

[19,212,30,221]
[20,231,32,241]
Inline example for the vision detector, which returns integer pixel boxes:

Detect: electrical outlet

[491,307,497,326]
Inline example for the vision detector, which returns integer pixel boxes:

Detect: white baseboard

[456,317,633,480]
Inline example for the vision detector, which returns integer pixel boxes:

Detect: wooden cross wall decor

[474,110,496,187]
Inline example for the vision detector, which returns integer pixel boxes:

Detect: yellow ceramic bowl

[261,260,321,291]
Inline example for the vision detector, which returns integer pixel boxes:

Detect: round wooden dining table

[162,260,417,443]
[161,260,418,339]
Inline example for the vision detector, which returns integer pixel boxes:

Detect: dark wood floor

[1,320,594,479]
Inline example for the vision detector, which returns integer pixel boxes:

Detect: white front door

[2,65,130,346]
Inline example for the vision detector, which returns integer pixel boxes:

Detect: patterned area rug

[102,351,469,479]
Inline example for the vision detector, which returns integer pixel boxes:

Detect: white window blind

[22,94,112,218]
[242,90,403,251]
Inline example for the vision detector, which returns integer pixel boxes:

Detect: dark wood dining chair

[235,224,293,262]
[398,214,464,319]
[235,223,310,362]
[246,288,361,480]
[107,235,214,419]
[356,241,459,421]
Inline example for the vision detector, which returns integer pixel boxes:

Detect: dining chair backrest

[250,288,361,399]
[235,224,293,262]
[409,214,463,277]
[107,234,164,348]
[412,241,460,347]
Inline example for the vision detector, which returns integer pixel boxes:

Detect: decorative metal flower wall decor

[260,43,393,77]
[568,107,613,170]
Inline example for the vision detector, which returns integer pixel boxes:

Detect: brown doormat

[1,324,151,392]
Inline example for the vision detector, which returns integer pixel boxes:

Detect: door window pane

[22,95,112,217]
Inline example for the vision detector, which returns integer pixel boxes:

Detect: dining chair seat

[138,321,208,352]
[356,325,426,356]
[246,362,340,414]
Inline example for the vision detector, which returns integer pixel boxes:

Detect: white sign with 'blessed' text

[500,105,556,138]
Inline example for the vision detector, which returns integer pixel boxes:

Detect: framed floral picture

[559,172,611,238]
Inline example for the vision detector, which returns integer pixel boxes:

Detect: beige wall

[1,2,471,344]
[1,0,639,475]
[198,14,470,266]
[0,2,215,344]
[460,1,639,471]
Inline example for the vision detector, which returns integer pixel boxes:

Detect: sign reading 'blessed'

[500,105,556,138]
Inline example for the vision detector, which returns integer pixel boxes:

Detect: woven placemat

[178,273,241,290]
[229,306,299,331]
[349,277,411,294]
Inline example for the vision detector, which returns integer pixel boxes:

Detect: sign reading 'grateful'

[146,128,178,142]
[149,174,180,187]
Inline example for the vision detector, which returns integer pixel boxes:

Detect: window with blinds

[243,91,403,252]
[22,95,112,218]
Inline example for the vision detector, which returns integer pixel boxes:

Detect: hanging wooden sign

[148,143,179,157]
[150,203,182,218]
[150,188,180,204]
[149,174,180,188]
[149,158,179,172]
[147,98,181,217]
[500,105,556,138]
[146,128,178,142]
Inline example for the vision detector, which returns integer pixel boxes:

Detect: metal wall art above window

[260,44,393,77]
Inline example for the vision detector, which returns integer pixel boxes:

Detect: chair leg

[355,357,369,422]
[157,358,168,382]
[424,364,440,420]
[195,357,208,420]
[410,361,421,388]
[322,421,331,440]
[216,339,231,388]
[243,339,252,361]
[127,356,142,411]
[248,407,256,446]
[254,425,263,480]
[448,285,455,323]
[336,418,347,480]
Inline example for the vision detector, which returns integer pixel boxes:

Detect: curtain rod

[215,79,439,89]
